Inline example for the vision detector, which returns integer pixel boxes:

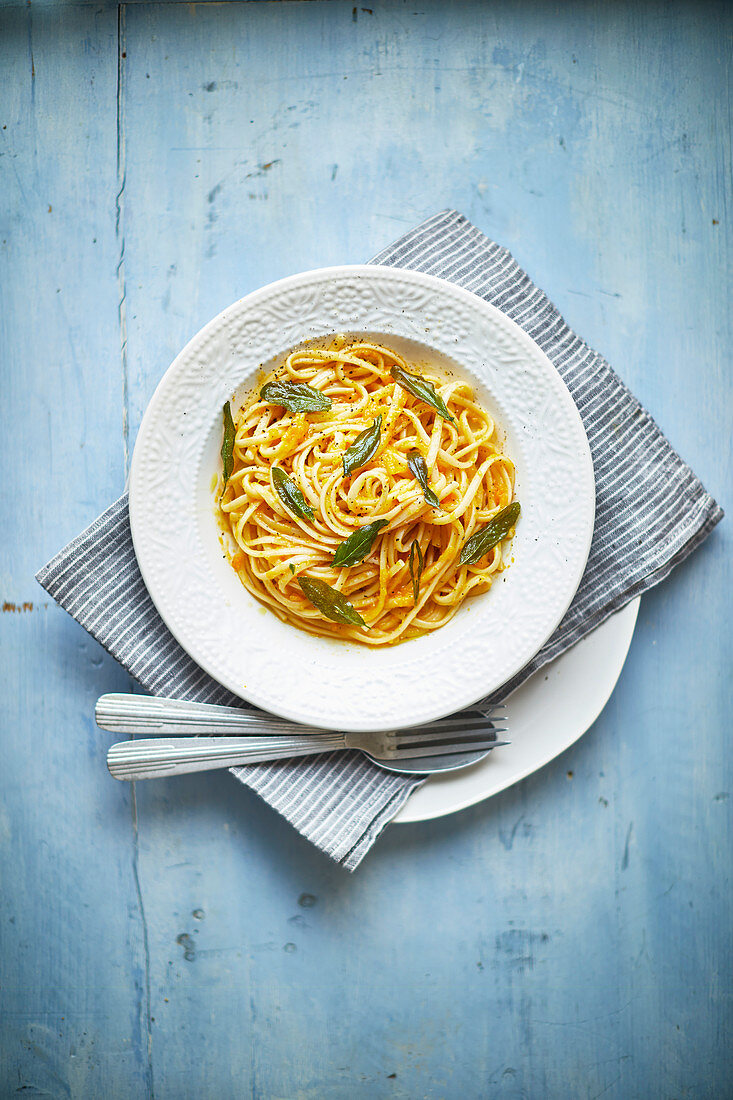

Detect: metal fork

[96,694,508,781]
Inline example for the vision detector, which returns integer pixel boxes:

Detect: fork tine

[393,726,507,746]
[428,706,506,723]
[454,706,506,717]
[386,740,509,760]
[392,717,502,738]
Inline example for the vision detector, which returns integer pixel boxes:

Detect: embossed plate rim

[129,265,595,731]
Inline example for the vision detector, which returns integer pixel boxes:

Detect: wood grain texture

[1,2,730,1097]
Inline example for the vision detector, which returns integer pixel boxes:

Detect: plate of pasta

[129,266,595,731]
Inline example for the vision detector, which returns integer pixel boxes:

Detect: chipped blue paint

[1,2,730,1097]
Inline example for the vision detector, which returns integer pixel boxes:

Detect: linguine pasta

[218,340,517,646]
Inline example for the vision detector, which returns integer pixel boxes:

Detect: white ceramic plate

[395,597,639,822]
[129,266,595,732]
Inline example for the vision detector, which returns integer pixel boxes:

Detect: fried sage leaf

[220,401,235,496]
[390,364,455,423]
[271,466,314,521]
[408,539,425,605]
[459,501,521,566]
[407,449,441,509]
[297,576,368,629]
[342,415,382,477]
[332,519,388,568]
[260,380,331,414]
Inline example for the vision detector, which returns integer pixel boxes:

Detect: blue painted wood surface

[1,2,730,1096]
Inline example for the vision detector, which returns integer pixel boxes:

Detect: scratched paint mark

[19,1026,72,1097]
[27,4,35,91]
[2,601,36,612]
[116,6,129,477]
[129,765,155,1096]
[203,81,217,92]
[192,908,205,919]
[245,160,281,180]
[621,822,633,871]
[494,930,550,974]
[176,933,196,961]
[331,164,338,181]
[713,792,728,801]
[599,796,609,807]
[498,814,527,850]
[206,182,222,230]
[298,893,316,908]
[283,942,297,954]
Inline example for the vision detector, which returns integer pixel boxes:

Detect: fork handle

[107,734,348,781]
[96,693,329,737]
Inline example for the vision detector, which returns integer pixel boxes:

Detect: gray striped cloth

[36,210,723,871]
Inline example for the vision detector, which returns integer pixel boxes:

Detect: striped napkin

[36,211,723,871]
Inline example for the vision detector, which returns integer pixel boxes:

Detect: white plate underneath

[394,597,639,823]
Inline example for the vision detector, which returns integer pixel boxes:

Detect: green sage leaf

[332,519,388,568]
[407,449,441,509]
[260,380,332,414]
[390,364,455,423]
[408,539,425,605]
[271,466,314,521]
[297,576,368,629]
[459,502,521,566]
[220,401,235,496]
[342,415,382,477]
